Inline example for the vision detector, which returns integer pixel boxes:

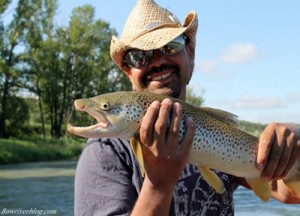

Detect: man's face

[124,44,194,100]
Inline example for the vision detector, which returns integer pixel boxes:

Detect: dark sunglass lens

[125,50,153,68]
[160,35,186,55]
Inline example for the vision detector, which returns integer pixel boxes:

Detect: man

[75,0,300,215]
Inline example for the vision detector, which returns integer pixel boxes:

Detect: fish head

[67,92,144,139]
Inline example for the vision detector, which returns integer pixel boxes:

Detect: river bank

[0,137,83,164]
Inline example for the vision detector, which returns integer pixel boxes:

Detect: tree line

[0,0,131,138]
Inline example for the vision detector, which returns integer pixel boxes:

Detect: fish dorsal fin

[202,107,239,128]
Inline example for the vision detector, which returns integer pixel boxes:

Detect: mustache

[141,64,179,85]
[146,64,178,75]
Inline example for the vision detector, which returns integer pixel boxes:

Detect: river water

[0,161,299,216]
[0,161,76,216]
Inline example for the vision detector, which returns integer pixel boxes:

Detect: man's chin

[148,87,181,98]
[150,88,172,96]
[144,77,182,98]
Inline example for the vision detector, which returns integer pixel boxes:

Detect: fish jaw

[67,106,115,138]
[68,123,111,138]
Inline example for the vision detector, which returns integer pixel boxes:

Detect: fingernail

[162,98,172,104]
[151,101,161,107]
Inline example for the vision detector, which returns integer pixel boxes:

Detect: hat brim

[110,11,198,69]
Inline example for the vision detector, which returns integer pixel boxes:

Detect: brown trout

[68,91,300,202]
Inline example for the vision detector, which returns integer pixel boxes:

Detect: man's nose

[148,50,167,68]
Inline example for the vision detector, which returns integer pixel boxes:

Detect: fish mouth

[83,108,110,128]
[67,107,112,138]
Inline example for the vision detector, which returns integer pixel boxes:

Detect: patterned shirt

[74,138,236,216]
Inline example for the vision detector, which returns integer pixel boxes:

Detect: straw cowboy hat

[110,0,198,69]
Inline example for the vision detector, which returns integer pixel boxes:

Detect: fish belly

[187,142,260,178]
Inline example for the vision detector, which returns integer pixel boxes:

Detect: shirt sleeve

[74,138,140,216]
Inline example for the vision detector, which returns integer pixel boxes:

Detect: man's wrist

[131,176,175,216]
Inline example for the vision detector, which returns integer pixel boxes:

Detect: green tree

[0,0,34,138]
[1,2,131,139]
[21,0,58,138]
[5,96,30,136]
[0,0,11,15]
[24,4,130,138]
[186,86,204,107]
[65,5,130,97]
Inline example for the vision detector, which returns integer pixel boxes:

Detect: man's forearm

[131,177,174,216]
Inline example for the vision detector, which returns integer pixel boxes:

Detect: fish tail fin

[130,137,145,177]
[246,178,271,202]
[198,166,225,194]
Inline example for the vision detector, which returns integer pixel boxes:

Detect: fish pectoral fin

[245,178,271,202]
[130,137,145,177]
[283,173,300,199]
[284,181,300,198]
[283,159,300,198]
[198,166,224,194]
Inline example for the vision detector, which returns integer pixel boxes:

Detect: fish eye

[101,102,110,110]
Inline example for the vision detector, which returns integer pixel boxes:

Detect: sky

[4,0,300,124]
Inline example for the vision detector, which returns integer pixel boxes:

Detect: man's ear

[122,67,136,90]
[122,65,131,78]
[186,43,195,70]
[185,43,195,84]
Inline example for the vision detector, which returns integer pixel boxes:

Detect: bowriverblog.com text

[1,208,57,215]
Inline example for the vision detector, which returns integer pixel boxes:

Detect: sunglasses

[124,35,187,68]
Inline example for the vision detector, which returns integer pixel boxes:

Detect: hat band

[129,22,181,43]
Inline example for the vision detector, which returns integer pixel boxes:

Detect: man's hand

[139,98,195,190]
[130,99,195,216]
[257,123,300,181]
